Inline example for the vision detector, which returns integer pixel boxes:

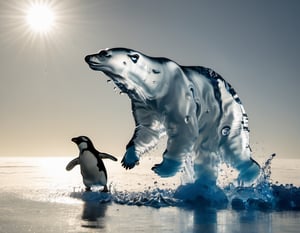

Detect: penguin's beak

[71,137,78,144]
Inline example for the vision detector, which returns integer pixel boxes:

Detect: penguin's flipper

[99,152,118,161]
[66,157,80,171]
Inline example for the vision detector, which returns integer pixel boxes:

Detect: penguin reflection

[81,201,108,229]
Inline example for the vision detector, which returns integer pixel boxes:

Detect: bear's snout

[85,55,91,63]
[85,54,101,65]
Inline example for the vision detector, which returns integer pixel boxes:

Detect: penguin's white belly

[79,152,107,187]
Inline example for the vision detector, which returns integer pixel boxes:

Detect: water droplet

[184,116,190,124]
[221,126,230,136]
[152,69,160,74]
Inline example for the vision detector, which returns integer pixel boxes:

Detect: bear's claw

[121,145,139,170]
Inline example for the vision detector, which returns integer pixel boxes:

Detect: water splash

[111,188,179,208]
[67,154,300,211]
[226,154,276,210]
[68,186,180,208]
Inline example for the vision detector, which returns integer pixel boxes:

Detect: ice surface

[1,157,300,233]
[85,47,260,185]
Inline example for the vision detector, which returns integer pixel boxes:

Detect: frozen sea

[0,156,300,233]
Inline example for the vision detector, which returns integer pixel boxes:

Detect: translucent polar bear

[85,48,260,185]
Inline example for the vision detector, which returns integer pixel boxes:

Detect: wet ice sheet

[1,156,300,210]
[0,157,300,232]
[1,192,300,233]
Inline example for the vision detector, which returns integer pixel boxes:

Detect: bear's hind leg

[151,150,183,177]
[193,152,219,185]
[235,157,261,184]
[221,136,261,184]
[219,126,261,184]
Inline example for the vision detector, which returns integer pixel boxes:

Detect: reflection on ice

[81,201,107,229]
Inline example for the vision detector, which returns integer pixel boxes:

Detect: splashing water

[226,154,300,211]
[1,156,298,211]
[67,154,300,211]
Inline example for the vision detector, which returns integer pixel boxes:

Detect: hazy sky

[0,0,299,159]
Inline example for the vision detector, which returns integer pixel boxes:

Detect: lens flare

[26,3,55,33]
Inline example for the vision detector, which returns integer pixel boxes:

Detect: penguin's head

[71,136,93,151]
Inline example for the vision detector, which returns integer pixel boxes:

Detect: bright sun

[26,3,55,33]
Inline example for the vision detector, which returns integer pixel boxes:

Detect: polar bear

[85,48,260,185]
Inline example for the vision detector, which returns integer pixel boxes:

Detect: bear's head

[85,48,173,102]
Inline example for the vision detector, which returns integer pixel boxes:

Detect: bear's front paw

[121,146,139,170]
[151,158,182,178]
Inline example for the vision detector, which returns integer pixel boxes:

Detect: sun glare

[26,3,55,33]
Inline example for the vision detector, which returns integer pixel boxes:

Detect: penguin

[66,136,118,192]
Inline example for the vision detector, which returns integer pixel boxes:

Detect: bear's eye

[128,54,139,63]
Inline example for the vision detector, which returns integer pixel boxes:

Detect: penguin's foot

[85,187,92,192]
